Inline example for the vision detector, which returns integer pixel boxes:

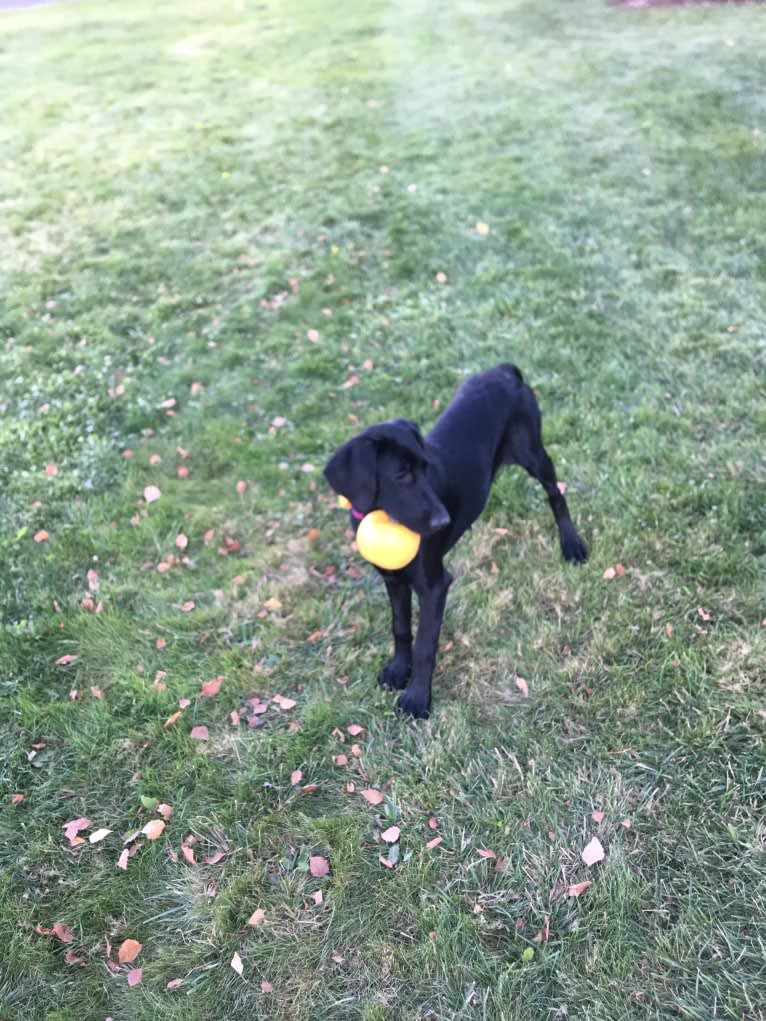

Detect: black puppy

[324,363,587,719]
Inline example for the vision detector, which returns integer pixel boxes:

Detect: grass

[1,0,765,1018]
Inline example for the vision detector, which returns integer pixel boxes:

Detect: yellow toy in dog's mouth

[337,496,420,570]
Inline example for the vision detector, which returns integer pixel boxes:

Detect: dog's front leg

[378,574,413,691]
[397,570,452,719]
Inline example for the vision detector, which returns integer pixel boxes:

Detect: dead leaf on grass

[581,836,605,866]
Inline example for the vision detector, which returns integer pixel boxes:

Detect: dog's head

[324,418,450,536]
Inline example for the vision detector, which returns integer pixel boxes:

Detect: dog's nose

[428,508,450,531]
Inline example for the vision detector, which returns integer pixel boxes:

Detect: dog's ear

[367,419,426,463]
[324,435,377,510]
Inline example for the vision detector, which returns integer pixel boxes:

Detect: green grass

[1,0,765,1018]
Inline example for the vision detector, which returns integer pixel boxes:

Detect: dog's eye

[396,467,414,484]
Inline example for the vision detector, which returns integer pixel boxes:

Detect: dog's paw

[397,688,431,720]
[378,658,411,691]
[561,528,588,564]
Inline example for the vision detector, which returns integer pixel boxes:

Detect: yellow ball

[355,510,421,570]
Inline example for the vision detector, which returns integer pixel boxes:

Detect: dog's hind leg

[503,397,588,563]
[378,575,413,690]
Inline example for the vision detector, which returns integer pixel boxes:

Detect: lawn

[1,0,765,1018]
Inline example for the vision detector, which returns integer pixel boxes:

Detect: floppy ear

[367,419,426,463]
[324,435,377,510]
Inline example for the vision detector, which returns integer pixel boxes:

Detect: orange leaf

[141,819,166,841]
[181,845,196,865]
[163,711,182,728]
[425,836,443,850]
[568,880,593,898]
[200,676,223,697]
[361,789,384,806]
[515,675,529,697]
[381,826,400,844]
[34,530,50,543]
[118,939,142,964]
[272,694,296,710]
[476,848,497,860]
[346,724,365,737]
[247,908,266,926]
[55,654,78,666]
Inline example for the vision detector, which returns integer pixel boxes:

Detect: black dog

[324,363,587,719]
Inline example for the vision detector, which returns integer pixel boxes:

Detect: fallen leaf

[272,694,296,710]
[200,676,223,697]
[568,880,593,898]
[615,563,627,576]
[11,793,24,805]
[178,698,191,709]
[156,637,167,649]
[379,855,395,869]
[231,952,244,976]
[475,220,490,235]
[34,530,50,543]
[127,968,143,987]
[261,980,273,993]
[163,711,182,728]
[381,826,400,844]
[697,607,712,622]
[290,769,303,786]
[532,914,550,944]
[118,939,142,964]
[621,818,633,829]
[581,836,605,866]
[602,566,616,581]
[309,855,330,877]
[247,908,266,926]
[141,819,166,841]
[181,600,195,612]
[306,328,320,342]
[56,654,78,666]
[665,623,674,638]
[89,828,112,844]
[425,836,443,850]
[143,485,162,504]
[63,817,91,843]
[310,890,323,906]
[346,724,365,737]
[204,850,226,865]
[157,803,173,820]
[190,726,209,741]
[515,675,529,697]
[53,922,74,943]
[361,789,384,806]
[333,754,348,767]
[166,978,183,989]
[477,848,497,860]
[175,533,188,551]
[45,464,58,476]
[428,816,439,830]
[117,849,129,870]
[181,845,196,865]
[591,810,605,823]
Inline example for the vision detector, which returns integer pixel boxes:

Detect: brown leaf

[568,880,593,898]
[56,654,78,666]
[532,914,550,944]
[53,922,74,943]
[476,848,497,860]
[346,724,365,736]
[34,530,50,543]
[425,836,443,850]
[381,826,400,844]
[309,855,330,878]
[116,849,129,871]
[247,908,266,926]
[515,675,529,697]
[118,939,142,964]
[272,694,296,710]
[181,845,196,865]
[63,817,91,843]
[163,710,182,728]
